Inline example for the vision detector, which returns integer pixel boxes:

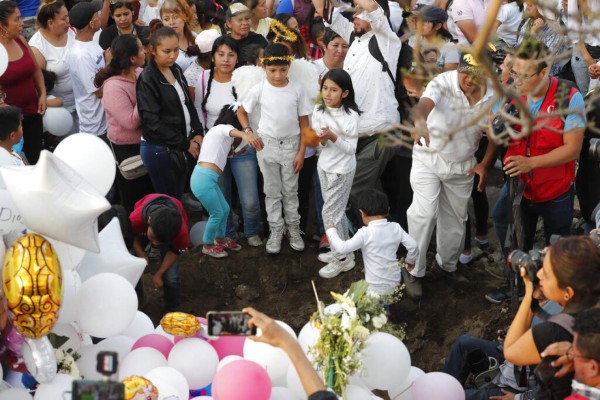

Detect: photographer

[503,236,600,399]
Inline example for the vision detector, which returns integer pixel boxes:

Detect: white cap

[195,29,221,54]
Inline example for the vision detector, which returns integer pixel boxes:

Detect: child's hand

[244,132,264,151]
[293,152,304,174]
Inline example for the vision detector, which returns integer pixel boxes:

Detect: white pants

[257,135,301,229]
[406,150,475,278]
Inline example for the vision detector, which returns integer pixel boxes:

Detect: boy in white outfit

[326,189,419,295]
[237,43,313,254]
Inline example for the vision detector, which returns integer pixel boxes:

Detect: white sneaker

[319,257,356,279]
[266,227,284,254]
[247,235,263,247]
[286,224,305,251]
[318,251,354,263]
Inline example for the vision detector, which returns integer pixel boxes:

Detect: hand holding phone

[207,311,257,336]
[534,356,559,385]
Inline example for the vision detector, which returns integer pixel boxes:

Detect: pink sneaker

[202,244,228,258]
[218,237,242,251]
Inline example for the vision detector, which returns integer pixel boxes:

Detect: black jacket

[99,24,149,50]
[136,59,203,151]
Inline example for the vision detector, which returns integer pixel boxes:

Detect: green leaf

[347,280,368,302]
[47,333,69,349]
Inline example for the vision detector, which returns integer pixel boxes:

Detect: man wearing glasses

[486,38,585,304]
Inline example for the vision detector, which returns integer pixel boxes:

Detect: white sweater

[313,105,359,174]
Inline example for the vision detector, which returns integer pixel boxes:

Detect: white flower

[341,302,357,320]
[352,326,370,341]
[364,313,370,322]
[372,314,387,329]
[341,313,352,330]
[378,313,388,325]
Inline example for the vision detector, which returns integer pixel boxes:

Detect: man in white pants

[403,53,497,300]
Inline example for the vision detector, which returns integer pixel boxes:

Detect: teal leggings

[190,165,230,245]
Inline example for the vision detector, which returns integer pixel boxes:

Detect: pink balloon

[212,360,271,400]
[132,334,174,359]
[209,336,245,360]
[412,372,465,400]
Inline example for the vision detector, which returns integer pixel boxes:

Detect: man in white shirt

[404,52,497,300]
[311,0,401,223]
[68,2,108,137]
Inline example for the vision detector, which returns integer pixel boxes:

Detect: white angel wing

[289,58,320,103]
[232,65,266,103]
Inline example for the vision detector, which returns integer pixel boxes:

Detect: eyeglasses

[567,345,600,362]
[509,69,539,81]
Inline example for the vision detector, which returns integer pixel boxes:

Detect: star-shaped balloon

[78,218,146,287]
[0,151,110,252]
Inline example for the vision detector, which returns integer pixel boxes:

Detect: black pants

[111,142,154,213]
[465,138,489,251]
[22,113,43,164]
[381,152,413,231]
[298,154,317,233]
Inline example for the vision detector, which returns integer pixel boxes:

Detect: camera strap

[529,301,575,335]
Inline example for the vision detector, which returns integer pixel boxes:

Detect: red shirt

[129,194,190,253]
[0,37,38,115]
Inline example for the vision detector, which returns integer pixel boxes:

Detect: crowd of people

[1,0,600,397]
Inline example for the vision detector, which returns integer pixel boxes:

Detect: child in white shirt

[237,43,313,255]
[190,105,263,258]
[326,189,419,295]
[312,69,360,279]
[0,106,26,167]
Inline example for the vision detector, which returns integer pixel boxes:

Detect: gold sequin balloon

[123,375,158,400]
[160,312,200,336]
[2,233,62,339]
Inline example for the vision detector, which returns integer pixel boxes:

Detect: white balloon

[389,367,425,400]
[77,345,103,380]
[76,273,138,338]
[145,366,189,400]
[118,348,167,380]
[360,332,411,391]
[50,323,83,352]
[217,355,243,372]
[244,321,295,385]
[0,236,5,264]
[0,151,110,252]
[57,270,82,324]
[53,133,116,196]
[96,336,135,365]
[270,387,302,400]
[190,397,213,400]
[43,107,73,137]
[0,189,26,237]
[345,385,372,400]
[21,337,57,384]
[120,311,155,341]
[78,218,146,286]
[297,321,320,356]
[0,43,8,77]
[154,325,175,343]
[149,379,178,400]
[47,239,85,271]
[0,388,32,400]
[34,373,75,400]
[189,221,207,246]
[168,338,218,390]
[286,364,305,400]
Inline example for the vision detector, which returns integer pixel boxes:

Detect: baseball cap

[195,29,221,53]
[69,2,100,30]
[457,52,484,75]
[417,5,448,22]
[225,3,251,19]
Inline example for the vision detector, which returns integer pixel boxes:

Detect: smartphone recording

[207,311,257,336]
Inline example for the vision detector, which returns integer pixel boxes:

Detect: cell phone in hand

[207,311,257,336]
[534,356,559,385]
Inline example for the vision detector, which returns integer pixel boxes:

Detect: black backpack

[349,33,416,121]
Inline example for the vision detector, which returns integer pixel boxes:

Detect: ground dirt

[140,169,514,396]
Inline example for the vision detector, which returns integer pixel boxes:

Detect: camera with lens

[507,248,544,285]
[492,102,520,138]
[73,351,124,400]
[590,138,600,162]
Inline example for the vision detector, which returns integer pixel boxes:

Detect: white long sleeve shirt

[326,219,419,295]
[328,7,401,134]
[313,105,359,174]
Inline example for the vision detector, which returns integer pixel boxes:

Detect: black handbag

[168,148,192,175]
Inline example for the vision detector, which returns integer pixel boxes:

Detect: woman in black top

[99,1,148,50]
[137,26,203,199]
[225,3,267,65]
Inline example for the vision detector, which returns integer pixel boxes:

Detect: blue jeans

[492,182,510,258]
[159,246,181,312]
[218,147,262,238]
[442,335,504,384]
[140,142,186,200]
[572,46,591,94]
[191,166,229,244]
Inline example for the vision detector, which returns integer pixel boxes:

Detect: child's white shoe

[286,224,305,251]
[318,257,355,279]
[266,227,284,254]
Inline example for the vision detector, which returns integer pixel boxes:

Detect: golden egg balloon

[2,233,62,339]
[123,375,159,400]
[160,312,200,337]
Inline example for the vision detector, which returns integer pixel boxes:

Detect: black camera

[492,103,520,139]
[507,248,544,284]
[590,138,600,162]
[73,351,124,400]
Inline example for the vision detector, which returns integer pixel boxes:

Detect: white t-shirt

[312,105,359,174]
[68,39,107,135]
[450,0,490,44]
[253,17,272,37]
[419,70,494,162]
[243,79,313,139]
[496,2,523,47]
[312,58,329,82]
[197,124,235,171]
[173,80,192,135]
[184,63,204,122]
[176,47,197,72]
[200,72,236,130]
[29,29,76,112]
[0,147,25,167]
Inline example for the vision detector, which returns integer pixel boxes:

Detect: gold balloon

[160,312,200,337]
[2,233,62,339]
[123,375,158,400]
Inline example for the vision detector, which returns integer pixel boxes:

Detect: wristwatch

[243,127,253,133]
